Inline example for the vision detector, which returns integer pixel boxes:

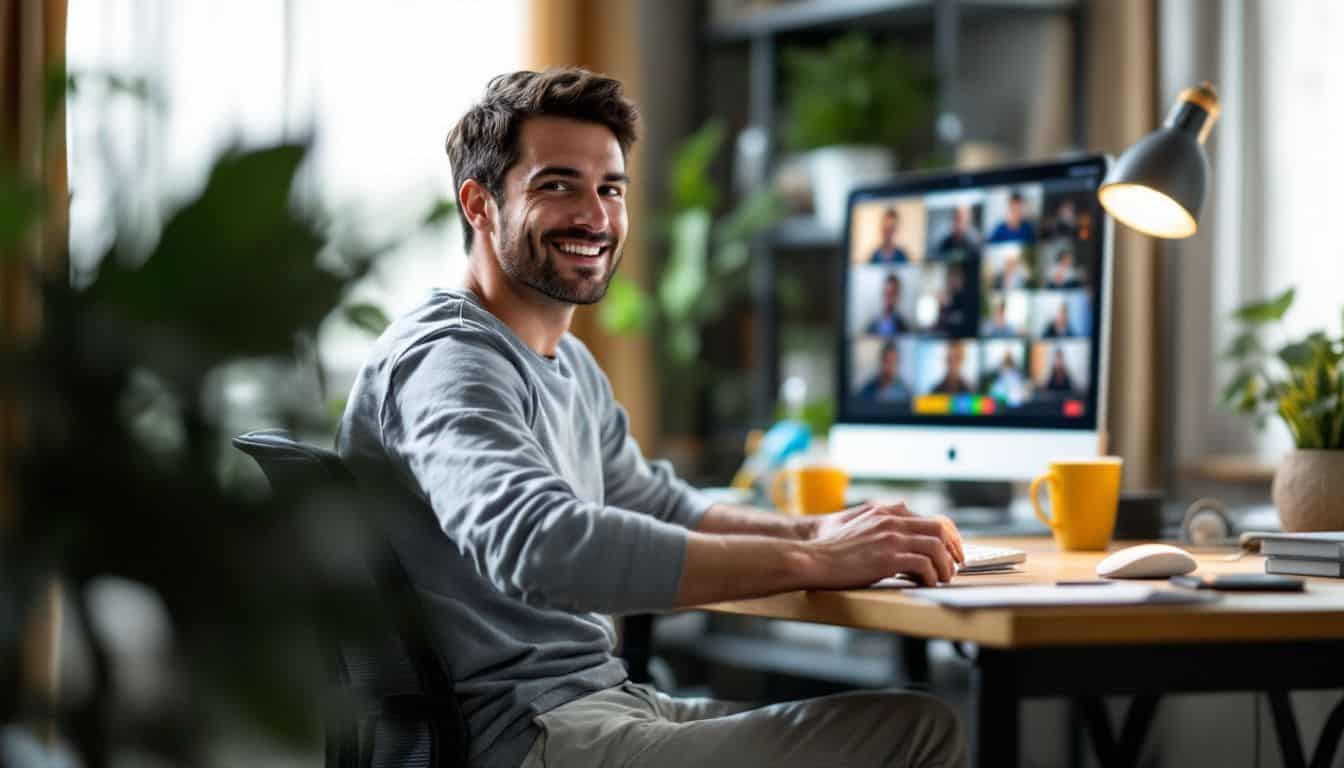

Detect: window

[67,0,526,391]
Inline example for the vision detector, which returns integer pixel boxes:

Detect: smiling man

[338,68,968,768]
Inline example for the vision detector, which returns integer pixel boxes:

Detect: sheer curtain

[1164,0,1342,479]
[66,0,526,388]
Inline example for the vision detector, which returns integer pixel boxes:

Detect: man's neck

[462,247,574,358]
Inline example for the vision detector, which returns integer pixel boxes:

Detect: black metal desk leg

[899,636,931,689]
[1268,691,1344,768]
[975,649,1019,768]
[1268,691,1307,768]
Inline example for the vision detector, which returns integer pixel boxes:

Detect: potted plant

[600,118,788,440]
[782,33,933,231]
[1223,288,1344,531]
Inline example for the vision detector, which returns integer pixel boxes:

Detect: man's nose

[571,188,610,232]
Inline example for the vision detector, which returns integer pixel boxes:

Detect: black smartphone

[1169,574,1305,592]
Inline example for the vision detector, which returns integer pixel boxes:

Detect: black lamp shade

[1099,84,1220,239]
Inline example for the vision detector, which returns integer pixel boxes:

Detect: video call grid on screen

[838,156,1110,430]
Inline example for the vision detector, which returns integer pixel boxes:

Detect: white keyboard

[867,543,1028,588]
[958,543,1027,573]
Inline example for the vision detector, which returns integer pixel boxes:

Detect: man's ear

[458,179,495,239]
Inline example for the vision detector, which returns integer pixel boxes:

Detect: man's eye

[601,186,624,198]
[540,181,568,192]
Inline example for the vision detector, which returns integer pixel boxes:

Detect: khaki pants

[520,682,967,768]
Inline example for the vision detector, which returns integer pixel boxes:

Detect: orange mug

[770,464,849,516]
[1030,457,1123,551]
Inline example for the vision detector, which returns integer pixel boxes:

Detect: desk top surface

[697,537,1344,649]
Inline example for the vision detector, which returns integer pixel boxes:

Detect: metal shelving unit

[696,0,1087,426]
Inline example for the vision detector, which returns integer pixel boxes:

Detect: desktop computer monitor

[830,155,1113,481]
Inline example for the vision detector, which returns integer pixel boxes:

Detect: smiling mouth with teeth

[549,238,610,259]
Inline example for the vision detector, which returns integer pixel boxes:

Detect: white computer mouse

[1095,543,1197,579]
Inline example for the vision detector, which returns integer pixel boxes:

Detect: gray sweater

[337,288,710,768]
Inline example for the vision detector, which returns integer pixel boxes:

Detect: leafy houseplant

[782,33,933,230]
[599,119,787,437]
[1222,287,1344,530]
[1,69,452,765]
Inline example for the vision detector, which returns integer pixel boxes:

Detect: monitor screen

[837,156,1110,431]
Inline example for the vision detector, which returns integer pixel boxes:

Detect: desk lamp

[1098,82,1221,239]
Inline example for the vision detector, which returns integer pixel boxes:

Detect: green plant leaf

[716,189,787,245]
[712,240,749,275]
[1278,341,1314,369]
[1222,331,1261,360]
[0,170,45,250]
[783,33,933,151]
[667,323,700,365]
[668,120,724,211]
[1233,287,1295,324]
[421,197,457,227]
[1219,368,1259,411]
[89,142,367,363]
[598,274,650,334]
[344,303,390,336]
[658,209,711,320]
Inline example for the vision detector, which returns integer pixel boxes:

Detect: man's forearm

[674,531,815,607]
[694,502,814,540]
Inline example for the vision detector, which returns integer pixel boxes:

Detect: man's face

[1008,199,1023,225]
[494,116,628,305]
[883,279,899,307]
[953,206,969,233]
[946,342,964,373]
[882,348,898,376]
[881,214,898,244]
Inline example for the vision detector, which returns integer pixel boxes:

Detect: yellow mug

[1030,457,1123,551]
[770,464,849,516]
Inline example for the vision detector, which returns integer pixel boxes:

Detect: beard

[496,213,622,305]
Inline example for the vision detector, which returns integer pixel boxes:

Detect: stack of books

[1262,532,1344,578]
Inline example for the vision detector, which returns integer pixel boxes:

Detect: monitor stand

[944,480,1019,531]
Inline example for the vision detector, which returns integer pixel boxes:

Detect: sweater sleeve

[589,366,712,531]
[381,335,690,615]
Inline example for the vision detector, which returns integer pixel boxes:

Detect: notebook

[1266,556,1344,578]
[1258,532,1344,560]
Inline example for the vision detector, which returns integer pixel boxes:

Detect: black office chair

[232,429,471,768]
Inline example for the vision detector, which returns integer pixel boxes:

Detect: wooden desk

[698,538,1344,768]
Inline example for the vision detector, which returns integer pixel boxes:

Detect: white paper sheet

[908,583,1175,608]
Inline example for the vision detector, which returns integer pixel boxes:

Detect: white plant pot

[1272,449,1344,531]
[808,145,896,233]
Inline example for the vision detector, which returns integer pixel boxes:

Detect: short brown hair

[445,68,640,249]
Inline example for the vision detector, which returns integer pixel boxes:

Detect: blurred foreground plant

[0,122,449,764]
[1221,287,1344,450]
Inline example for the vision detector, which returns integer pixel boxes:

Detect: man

[869,207,911,263]
[867,273,910,336]
[991,253,1027,291]
[930,340,973,395]
[859,341,912,401]
[981,300,1016,338]
[987,350,1027,407]
[1045,249,1082,289]
[1042,302,1076,338]
[338,69,967,768]
[936,205,980,258]
[935,263,976,337]
[1044,347,1077,393]
[988,191,1036,245]
[1047,199,1078,239]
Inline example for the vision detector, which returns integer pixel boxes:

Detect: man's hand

[676,501,968,607]
[798,503,965,587]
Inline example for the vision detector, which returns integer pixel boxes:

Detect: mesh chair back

[232,429,470,768]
